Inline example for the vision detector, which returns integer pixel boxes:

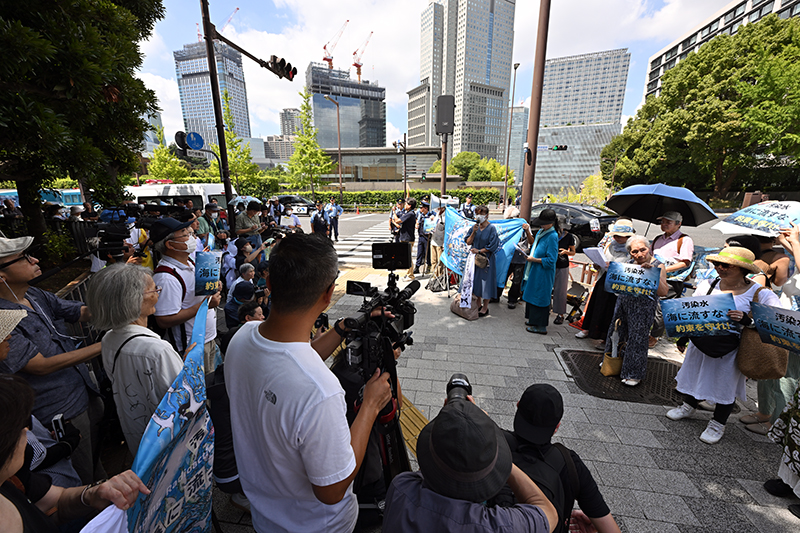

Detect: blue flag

[441,206,524,287]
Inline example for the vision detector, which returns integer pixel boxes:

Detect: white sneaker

[666,402,696,421]
[230,492,251,513]
[575,330,589,339]
[700,420,725,444]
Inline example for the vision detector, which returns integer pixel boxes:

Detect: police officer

[460,194,476,220]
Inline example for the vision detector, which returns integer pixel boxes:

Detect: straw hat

[705,247,761,273]
[0,309,27,340]
[608,218,636,237]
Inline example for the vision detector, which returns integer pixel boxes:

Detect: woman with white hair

[85,264,186,455]
[602,235,668,387]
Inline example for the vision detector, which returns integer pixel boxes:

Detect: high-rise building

[408,0,516,161]
[541,49,630,127]
[507,106,528,185]
[280,108,302,136]
[173,42,251,150]
[264,135,297,162]
[305,62,386,149]
[141,111,163,157]
[645,0,799,99]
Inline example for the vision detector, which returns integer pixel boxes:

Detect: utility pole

[503,62,521,209]
[324,95,343,204]
[520,0,551,220]
[393,134,408,198]
[440,134,447,198]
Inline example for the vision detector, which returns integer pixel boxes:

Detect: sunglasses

[709,261,733,269]
[0,247,39,270]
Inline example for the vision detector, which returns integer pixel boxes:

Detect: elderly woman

[522,208,559,334]
[0,374,149,533]
[602,236,668,387]
[576,219,636,343]
[552,215,577,325]
[85,263,185,455]
[667,247,782,445]
[465,205,499,317]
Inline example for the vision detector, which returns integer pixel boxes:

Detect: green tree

[204,90,261,189]
[147,126,190,182]
[468,165,492,181]
[601,15,800,198]
[449,152,482,179]
[0,0,164,239]
[287,89,335,200]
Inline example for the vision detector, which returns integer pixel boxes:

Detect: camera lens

[446,373,472,402]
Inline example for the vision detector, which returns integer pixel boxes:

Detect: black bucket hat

[514,384,563,445]
[532,208,557,227]
[149,217,193,245]
[416,399,512,503]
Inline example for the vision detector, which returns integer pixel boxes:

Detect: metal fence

[55,270,101,345]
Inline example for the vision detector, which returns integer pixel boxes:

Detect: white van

[125,183,237,208]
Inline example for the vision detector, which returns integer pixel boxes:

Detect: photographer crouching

[225,233,393,533]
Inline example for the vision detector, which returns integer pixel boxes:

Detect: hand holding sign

[604,262,661,299]
[751,302,800,352]
[662,294,736,337]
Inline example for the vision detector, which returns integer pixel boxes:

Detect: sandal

[739,413,770,425]
[745,422,771,435]
[479,310,489,317]
[621,379,640,387]
[553,315,564,325]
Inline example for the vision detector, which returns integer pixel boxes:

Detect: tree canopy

[0,0,164,237]
[428,151,513,183]
[287,89,335,200]
[601,14,800,197]
[147,126,190,182]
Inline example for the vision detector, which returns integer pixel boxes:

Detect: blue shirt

[384,472,550,533]
[325,202,343,219]
[0,288,95,421]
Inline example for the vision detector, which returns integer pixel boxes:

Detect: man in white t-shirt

[150,217,222,372]
[226,233,392,533]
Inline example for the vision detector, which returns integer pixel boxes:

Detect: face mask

[171,237,197,254]
[211,212,218,219]
[243,246,253,254]
[286,211,293,216]
[475,215,487,223]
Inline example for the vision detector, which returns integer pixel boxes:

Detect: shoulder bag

[689,279,740,358]
[475,252,489,269]
[736,286,789,380]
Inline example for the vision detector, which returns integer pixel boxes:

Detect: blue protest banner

[194,252,221,296]
[422,216,436,234]
[440,206,524,287]
[751,302,800,352]
[662,294,736,337]
[603,262,661,299]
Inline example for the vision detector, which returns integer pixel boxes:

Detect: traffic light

[421,171,427,181]
[550,145,568,151]
[174,131,188,157]
[269,55,297,81]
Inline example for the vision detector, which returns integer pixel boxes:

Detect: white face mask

[475,215,487,224]
[211,212,218,219]
[286,211,293,216]
[243,246,253,254]
[171,237,197,254]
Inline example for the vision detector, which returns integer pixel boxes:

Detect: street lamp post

[323,95,343,204]
[393,134,408,198]
[503,62,521,209]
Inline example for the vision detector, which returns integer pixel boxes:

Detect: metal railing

[55,270,101,345]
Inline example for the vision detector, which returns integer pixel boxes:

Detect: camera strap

[111,334,150,374]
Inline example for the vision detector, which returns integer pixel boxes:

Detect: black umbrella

[605,184,717,227]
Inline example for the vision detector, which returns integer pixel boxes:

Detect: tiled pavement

[213,267,800,532]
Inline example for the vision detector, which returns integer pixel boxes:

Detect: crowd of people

[0,194,799,532]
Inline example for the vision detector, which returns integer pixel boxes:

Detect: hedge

[280,188,501,206]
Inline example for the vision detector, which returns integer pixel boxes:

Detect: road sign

[187,149,205,158]
[186,132,204,150]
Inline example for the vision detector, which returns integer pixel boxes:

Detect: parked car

[277,195,316,216]
[530,203,618,251]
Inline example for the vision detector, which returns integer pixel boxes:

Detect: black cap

[466,194,473,199]
[204,203,219,211]
[513,384,563,445]
[232,281,256,302]
[532,208,557,227]
[149,217,193,245]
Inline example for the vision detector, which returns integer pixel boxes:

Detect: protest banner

[751,302,800,352]
[662,293,736,338]
[422,216,436,234]
[81,301,214,533]
[440,206,524,288]
[195,251,221,296]
[603,262,661,299]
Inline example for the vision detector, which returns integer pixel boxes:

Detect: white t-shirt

[226,277,252,303]
[153,255,217,350]
[101,324,183,455]
[226,322,358,533]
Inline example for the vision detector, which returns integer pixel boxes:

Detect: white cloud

[136,72,183,139]
[386,122,402,147]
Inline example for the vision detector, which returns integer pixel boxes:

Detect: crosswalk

[334,222,395,266]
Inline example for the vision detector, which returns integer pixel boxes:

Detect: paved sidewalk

[214,267,800,532]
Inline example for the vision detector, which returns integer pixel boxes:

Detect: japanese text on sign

[662,293,735,338]
[751,302,800,352]
[603,262,660,299]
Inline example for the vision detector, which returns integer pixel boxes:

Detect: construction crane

[196,23,203,42]
[221,7,239,33]
[352,31,373,82]
[323,20,349,70]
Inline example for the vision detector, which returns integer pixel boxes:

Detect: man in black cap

[504,384,620,533]
[460,193,476,219]
[413,202,433,275]
[384,398,557,532]
[393,198,418,281]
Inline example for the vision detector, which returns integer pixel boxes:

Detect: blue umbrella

[712,201,800,237]
[605,184,717,227]
[229,195,260,207]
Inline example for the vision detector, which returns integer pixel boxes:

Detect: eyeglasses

[710,261,733,269]
[0,251,37,270]
[145,286,163,295]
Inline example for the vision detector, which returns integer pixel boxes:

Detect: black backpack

[149,264,189,352]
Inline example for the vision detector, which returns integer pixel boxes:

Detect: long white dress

[675,281,781,405]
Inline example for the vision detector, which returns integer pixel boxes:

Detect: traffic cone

[356,203,360,214]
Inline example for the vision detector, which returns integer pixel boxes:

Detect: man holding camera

[394,198,417,281]
[383,395,558,532]
[226,234,393,533]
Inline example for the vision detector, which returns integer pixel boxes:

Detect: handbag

[736,287,789,379]
[450,293,480,321]
[475,252,489,269]
[689,278,740,358]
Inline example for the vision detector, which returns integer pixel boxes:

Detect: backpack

[150,264,188,352]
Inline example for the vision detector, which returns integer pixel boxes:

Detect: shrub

[279,188,500,207]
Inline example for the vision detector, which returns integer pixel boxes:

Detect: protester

[227,263,255,303]
[86,263,184,455]
[2,199,23,219]
[666,247,781,444]
[765,378,800,519]
[650,211,695,347]
[236,201,268,251]
[268,196,284,224]
[390,198,404,242]
[383,398,557,532]
[499,384,621,533]
[225,233,392,533]
[522,208,559,334]
[197,203,225,248]
[79,202,99,221]
[395,198,418,281]
[0,237,104,484]
[325,197,344,241]
[68,205,84,222]
[465,205,499,317]
[429,206,447,279]
[235,239,265,273]
[224,282,255,329]
[282,207,301,229]
[602,236,668,387]
[219,300,264,355]
[460,193,476,220]
[414,202,433,276]
[575,219,635,343]
[0,374,150,533]
[754,235,791,289]
[151,218,222,372]
[552,215,577,325]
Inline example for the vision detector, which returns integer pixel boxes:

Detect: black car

[530,203,618,251]
[277,195,316,216]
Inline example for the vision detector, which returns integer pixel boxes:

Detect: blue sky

[139,0,733,145]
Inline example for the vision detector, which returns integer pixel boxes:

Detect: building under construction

[305,62,386,149]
